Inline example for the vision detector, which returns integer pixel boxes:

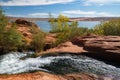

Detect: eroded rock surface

[39,41,85,55]
[14,19,40,44]
[0,72,113,80]
[0,72,65,80]
[15,19,38,27]
[71,35,120,63]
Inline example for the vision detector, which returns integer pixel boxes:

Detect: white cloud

[83,0,120,6]
[28,13,57,18]
[62,10,120,17]
[6,13,57,18]
[28,13,49,18]
[1,0,75,6]
[63,10,96,15]
[5,14,26,17]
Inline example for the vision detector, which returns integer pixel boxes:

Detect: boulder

[71,35,120,63]
[14,19,40,44]
[15,19,38,27]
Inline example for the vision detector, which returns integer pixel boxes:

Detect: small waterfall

[0,52,120,78]
[0,52,52,74]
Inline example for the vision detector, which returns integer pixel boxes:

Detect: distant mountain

[7,16,120,22]
[7,16,49,22]
[69,17,120,21]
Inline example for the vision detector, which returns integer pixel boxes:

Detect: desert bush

[0,8,24,53]
[3,23,23,52]
[49,14,90,45]
[93,19,120,36]
[56,27,89,45]
[30,29,46,52]
[49,14,69,33]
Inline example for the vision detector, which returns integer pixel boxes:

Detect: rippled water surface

[0,52,120,78]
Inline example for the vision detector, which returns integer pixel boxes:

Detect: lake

[35,21,101,32]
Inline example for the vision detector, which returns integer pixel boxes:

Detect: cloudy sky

[1,0,120,18]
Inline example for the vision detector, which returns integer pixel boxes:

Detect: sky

[0,0,120,18]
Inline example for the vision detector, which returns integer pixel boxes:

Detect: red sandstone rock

[0,72,65,80]
[14,19,40,44]
[15,19,38,27]
[45,33,56,45]
[0,72,110,80]
[39,41,86,55]
[71,35,120,62]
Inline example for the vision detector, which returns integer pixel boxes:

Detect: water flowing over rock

[71,35,120,63]
[0,52,120,79]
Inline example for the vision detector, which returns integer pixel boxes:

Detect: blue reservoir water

[35,21,101,32]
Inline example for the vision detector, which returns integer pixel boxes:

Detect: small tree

[49,13,57,32]
[0,7,8,31]
[0,7,8,44]
[49,14,69,33]
[31,30,45,52]
[5,23,23,51]
[0,8,23,53]
[93,19,120,36]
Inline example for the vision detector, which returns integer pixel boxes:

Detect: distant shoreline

[7,16,120,22]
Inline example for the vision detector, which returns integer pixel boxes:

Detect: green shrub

[3,23,23,52]
[49,14,69,33]
[49,14,120,46]
[93,19,120,36]
[49,14,91,45]
[0,23,24,53]
[55,27,89,45]
[0,8,24,53]
[30,30,46,52]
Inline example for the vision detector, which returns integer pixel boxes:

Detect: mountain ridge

[7,16,120,22]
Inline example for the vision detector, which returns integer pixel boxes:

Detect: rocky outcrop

[44,33,57,50]
[14,19,40,44]
[39,41,85,55]
[71,35,120,63]
[15,19,38,27]
[0,71,113,80]
[15,19,56,47]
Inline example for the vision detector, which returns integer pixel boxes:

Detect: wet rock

[71,35,120,63]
